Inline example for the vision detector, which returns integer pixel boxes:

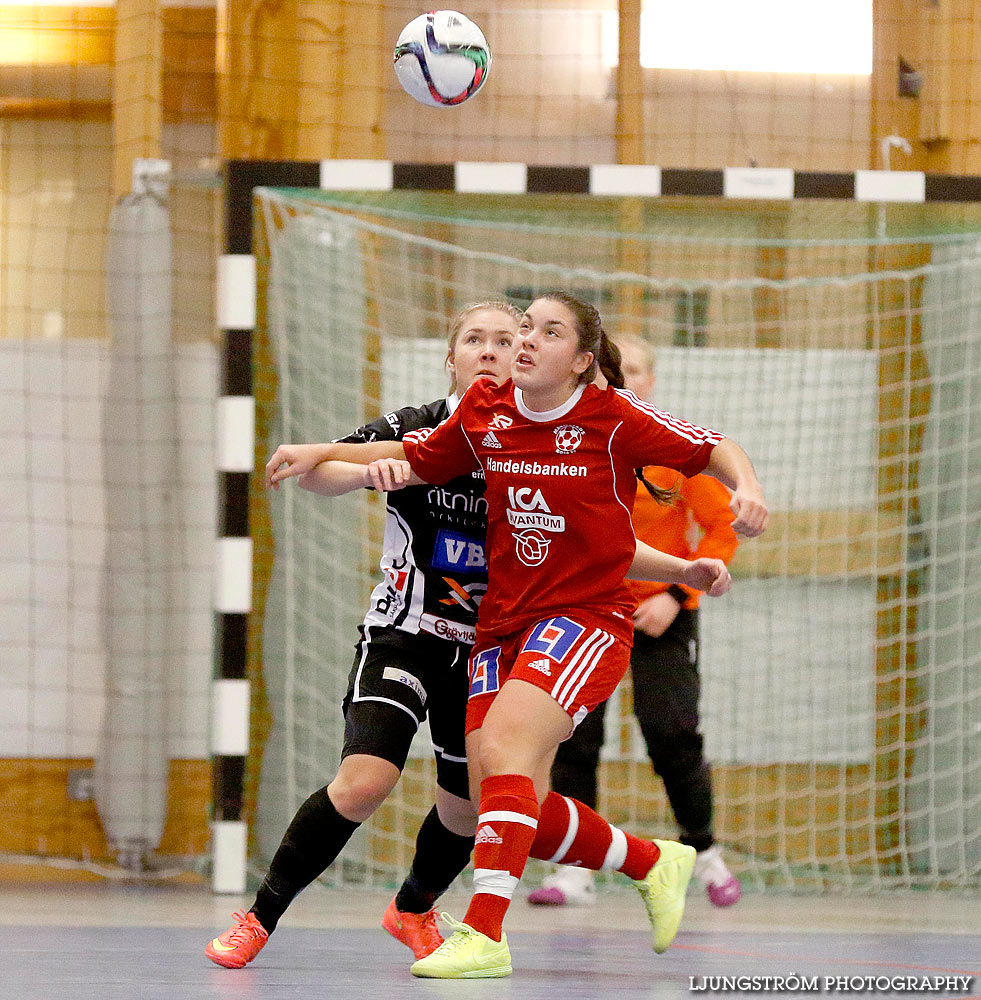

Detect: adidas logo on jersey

[527,657,551,675]
[481,430,503,449]
[475,824,503,844]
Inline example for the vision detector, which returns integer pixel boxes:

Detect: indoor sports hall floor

[2,881,979,1000]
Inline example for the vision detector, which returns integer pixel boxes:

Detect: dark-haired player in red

[529,334,742,910]
[269,291,767,978]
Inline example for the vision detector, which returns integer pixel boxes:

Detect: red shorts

[465,612,632,735]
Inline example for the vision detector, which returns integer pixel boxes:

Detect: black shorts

[341,623,471,799]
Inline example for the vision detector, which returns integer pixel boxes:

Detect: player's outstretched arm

[628,540,693,583]
[297,460,379,497]
[298,458,427,496]
[265,440,407,489]
[265,442,333,489]
[629,542,732,597]
[704,438,769,538]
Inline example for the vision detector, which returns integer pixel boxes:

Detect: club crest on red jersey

[554,424,584,454]
[514,528,551,566]
[506,486,564,566]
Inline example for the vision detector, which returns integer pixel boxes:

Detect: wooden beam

[729,508,906,578]
[615,0,643,164]
[0,98,110,120]
[113,0,163,198]
[217,0,384,161]
[868,241,932,878]
[0,6,113,65]
[162,7,216,123]
[217,0,300,159]
[919,0,953,142]
[613,4,646,337]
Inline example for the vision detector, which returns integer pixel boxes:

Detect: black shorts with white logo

[341,624,470,799]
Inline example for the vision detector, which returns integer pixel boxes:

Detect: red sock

[464,774,539,941]
[529,791,659,880]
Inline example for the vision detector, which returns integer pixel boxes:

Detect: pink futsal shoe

[694,846,741,907]
[382,897,444,959]
[205,910,269,968]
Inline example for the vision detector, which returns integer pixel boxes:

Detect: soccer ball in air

[393,10,491,108]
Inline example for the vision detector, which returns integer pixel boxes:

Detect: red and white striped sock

[464,774,540,942]
[529,790,659,880]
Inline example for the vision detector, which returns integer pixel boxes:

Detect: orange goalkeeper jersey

[628,467,739,610]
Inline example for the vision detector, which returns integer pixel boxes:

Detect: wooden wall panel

[0,758,210,870]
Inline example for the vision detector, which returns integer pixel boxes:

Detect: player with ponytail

[548,291,676,507]
[530,332,742,910]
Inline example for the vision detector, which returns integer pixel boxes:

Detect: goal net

[253,187,981,892]
[0,160,220,878]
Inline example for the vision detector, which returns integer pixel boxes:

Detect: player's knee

[328,768,399,822]
[478,729,548,781]
[476,722,528,776]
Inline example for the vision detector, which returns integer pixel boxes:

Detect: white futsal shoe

[694,845,741,907]
[527,865,596,906]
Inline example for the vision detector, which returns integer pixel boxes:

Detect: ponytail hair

[537,290,676,507]
[636,468,678,506]
[595,333,624,390]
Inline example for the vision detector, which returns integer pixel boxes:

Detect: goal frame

[213,159,981,894]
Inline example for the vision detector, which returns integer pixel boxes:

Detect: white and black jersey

[337,393,487,645]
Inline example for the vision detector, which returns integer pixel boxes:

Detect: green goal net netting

[252,188,981,893]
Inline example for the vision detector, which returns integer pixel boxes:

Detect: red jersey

[402,378,724,644]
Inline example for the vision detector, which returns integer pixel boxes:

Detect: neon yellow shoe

[409,913,512,979]
[633,839,696,954]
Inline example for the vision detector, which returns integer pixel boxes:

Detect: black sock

[250,785,360,933]
[394,804,475,914]
[680,832,715,853]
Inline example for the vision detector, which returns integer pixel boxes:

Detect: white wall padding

[94,194,175,855]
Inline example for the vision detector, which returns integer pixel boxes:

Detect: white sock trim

[473,868,520,899]
[601,825,628,871]
[547,796,580,863]
[479,809,538,829]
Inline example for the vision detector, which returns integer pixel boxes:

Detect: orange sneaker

[382,897,443,959]
[205,910,269,969]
